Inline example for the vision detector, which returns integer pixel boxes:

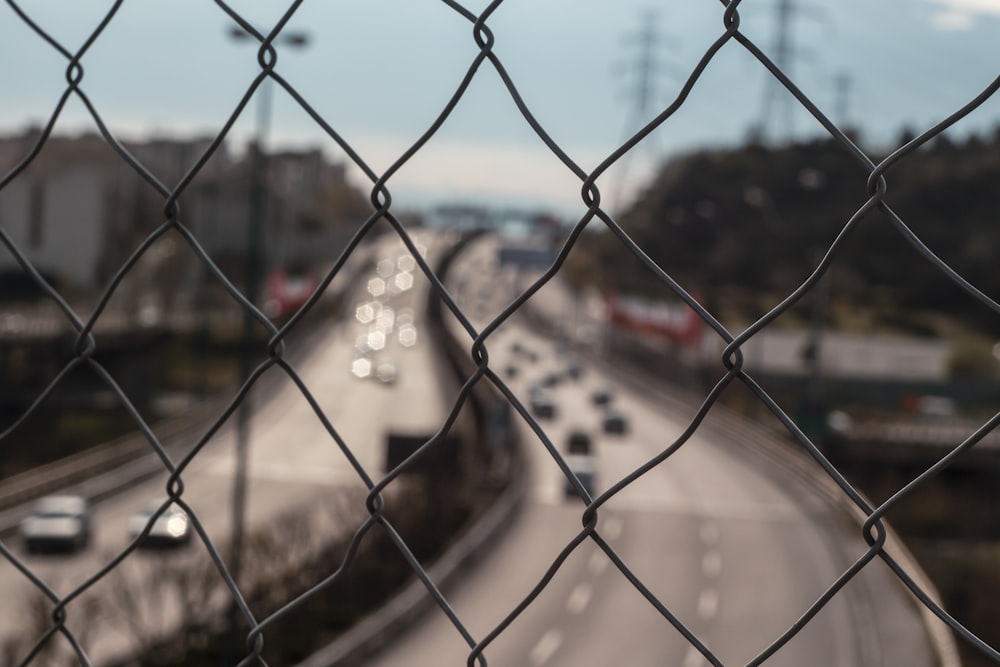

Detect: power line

[612,10,677,212]
[617,9,678,156]
[752,0,826,145]
[834,70,853,129]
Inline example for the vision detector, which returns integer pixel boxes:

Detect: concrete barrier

[293,230,527,667]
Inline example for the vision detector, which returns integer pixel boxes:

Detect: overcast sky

[1,0,998,217]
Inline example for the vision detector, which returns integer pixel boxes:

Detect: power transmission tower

[833,70,852,129]
[753,0,815,144]
[618,9,674,156]
[612,10,676,212]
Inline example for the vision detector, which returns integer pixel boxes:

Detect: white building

[0,164,106,289]
[0,131,358,300]
[0,132,127,292]
[700,328,950,381]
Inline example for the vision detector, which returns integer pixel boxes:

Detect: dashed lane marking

[697,588,719,621]
[588,551,609,575]
[702,549,722,578]
[699,521,720,546]
[683,645,707,667]
[566,583,593,615]
[529,628,563,666]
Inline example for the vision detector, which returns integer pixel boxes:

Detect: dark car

[566,430,593,454]
[511,341,537,362]
[591,387,613,406]
[20,495,91,554]
[602,410,628,435]
[563,454,596,499]
[530,393,557,419]
[541,372,562,388]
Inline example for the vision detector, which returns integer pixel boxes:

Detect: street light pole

[226,25,308,664]
[230,43,273,592]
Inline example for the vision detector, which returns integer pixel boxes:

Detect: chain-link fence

[2,0,1000,665]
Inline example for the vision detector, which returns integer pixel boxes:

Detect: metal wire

[1,0,998,665]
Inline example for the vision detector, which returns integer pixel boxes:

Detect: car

[530,392,557,419]
[351,355,373,378]
[591,387,613,406]
[565,363,584,380]
[566,430,593,454]
[563,454,597,500]
[128,502,192,549]
[20,495,91,554]
[602,410,628,435]
[511,342,536,361]
[540,372,562,388]
[375,361,398,385]
[527,384,547,399]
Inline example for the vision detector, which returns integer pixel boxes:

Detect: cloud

[941,0,1000,11]
[930,9,976,29]
[348,133,633,215]
[927,0,1000,29]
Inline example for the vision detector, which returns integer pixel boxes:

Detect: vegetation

[582,127,1000,337]
[4,482,487,667]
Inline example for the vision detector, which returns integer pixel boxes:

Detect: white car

[128,503,192,548]
[20,495,91,554]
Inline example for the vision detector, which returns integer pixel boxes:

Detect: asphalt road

[1,229,943,666]
[0,231,452,665]
[362,233,938,667]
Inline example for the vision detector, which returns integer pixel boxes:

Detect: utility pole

[226,23,309,666]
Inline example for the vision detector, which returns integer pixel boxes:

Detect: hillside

[583,129,1000,338]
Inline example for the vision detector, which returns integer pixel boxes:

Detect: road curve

[364,233,937,667]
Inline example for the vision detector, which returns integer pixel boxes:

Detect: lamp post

[226,24,308,664]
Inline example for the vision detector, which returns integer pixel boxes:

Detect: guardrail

[292,231,527,667]
[0,405,218,530]
[515,271,962,667]
[0,241,375,536]
[596,351,963,667]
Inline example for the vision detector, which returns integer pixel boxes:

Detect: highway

[365,233,938,666]
[2,229,942,666]
[0,231,452,664]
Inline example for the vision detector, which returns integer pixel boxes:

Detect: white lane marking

[196,458,361,485]
[588,551,609,575]
[602,514,624,540]
[566,583,592,615]
[697,588,719,621]
[683,645,707,667]
[699,522,720,546]
[702,549,722,578]
[605,493,804,521]
[529,628,563,666]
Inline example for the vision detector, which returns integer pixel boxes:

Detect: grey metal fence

[2,0,999,666]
